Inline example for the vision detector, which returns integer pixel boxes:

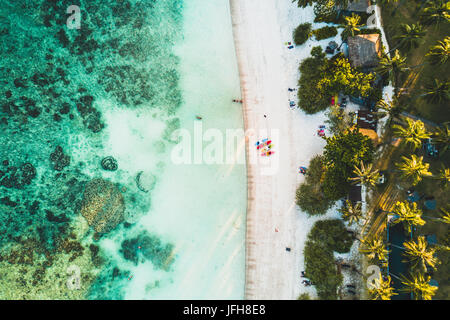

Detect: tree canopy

[322,128,375,199]
[298,49,376,114]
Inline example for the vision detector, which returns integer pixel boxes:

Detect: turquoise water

[0,0,245,299]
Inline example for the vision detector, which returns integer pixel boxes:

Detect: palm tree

[340,199,363,225]
[369,274,398,300]
[440,207,450,224]
[391,201,426,233]
[420,0,450,27]
[426,36,450,65]
[422,79,450,104]
[341,13,364,40]
[394,23,425,51]
[377,50,408,84]
[435,167,450,188]
[375,97,403,126]
[396,154,432,185]
[393,118,430,150]
[401,273,438,300]
[349,161,380,187]
[360,235,390,261]
[432,123,450,154]
[403,236,440,272]
[325,105,353,134]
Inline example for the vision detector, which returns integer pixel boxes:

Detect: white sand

[230,0,344,299]
[230,1,394,299]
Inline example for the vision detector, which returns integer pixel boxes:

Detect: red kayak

[261,151,275,157]
[257,140,272,149]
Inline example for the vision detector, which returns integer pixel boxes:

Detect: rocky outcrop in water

[101,156,118,171]
[50,146,70,171]
[76,95,104,133]
[120,231,174,270]
[80,178,125,233]
[135,171,156,193]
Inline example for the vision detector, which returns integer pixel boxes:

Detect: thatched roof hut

[359,128,380,146]
[347,34,381,69]
[337,0,371,13]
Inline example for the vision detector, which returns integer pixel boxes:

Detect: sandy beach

[229,0,344,299]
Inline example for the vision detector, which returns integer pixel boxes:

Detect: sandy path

[229,0,334,299]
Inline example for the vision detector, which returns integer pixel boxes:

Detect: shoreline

[229,0,297,299]
[230,0,396,300]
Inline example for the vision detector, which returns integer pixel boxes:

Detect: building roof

[348,185,362,203]
[347,34,381,69]
[338,0,371,12]
[359,128,380,145]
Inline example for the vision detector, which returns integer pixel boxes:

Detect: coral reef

[50,146,71,171]
[80,179,125,234]
[0,161,36,189]
[0,0,182,299]
[120,231,175,270]
[0,218,100,299]
[101,156,118,171]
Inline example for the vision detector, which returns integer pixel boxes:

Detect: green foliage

[432,124,450,154]
[297,47,329,113]
[294,23,312,45]
[297,50,376,114]
[308,219,354,253]
[393,118,430,150]
[297,293,311,300]
[304,219,353,299]
[314,0,338,23]
[325,105,354,135]
[318,56,376,98]
[423,79,450,104]
[293,0,314,7]
[341,13,364,40]
[296,179,332,216]
[322,128,375,200]
[304,241,342,300]
[311,46,325,58]
[376,50,407,84]
[395,23,425,52]
[295,155,334,215]
[426,36,450,65]
[420,0,450,27]
[313,26,338,40]
[395,154,432,186]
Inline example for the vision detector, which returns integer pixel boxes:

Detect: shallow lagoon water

[0,0,245,299]
[106,0,246,299]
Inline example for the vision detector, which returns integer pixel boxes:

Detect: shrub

[313,26,338,40]
[297,293,311,300]
[325,105,353,135]
[318,56,376,99]
[304,219,354,300]
[297,50,376,114]
[296,183,332,215]
[293,23,312,45]
[313,0,338,24]
[308,219,354,253]
[297,47,329,114]
[295,155,334,215]
[304,240,342,300]
[322,128,374,200]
